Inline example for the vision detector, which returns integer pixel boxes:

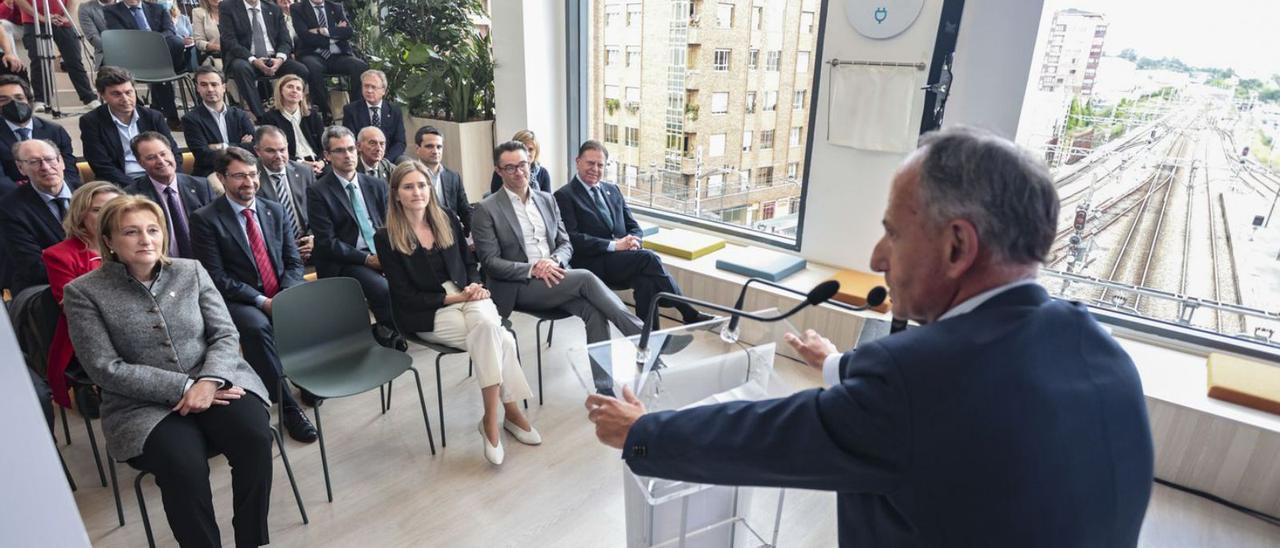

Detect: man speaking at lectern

[586,127,1154,547]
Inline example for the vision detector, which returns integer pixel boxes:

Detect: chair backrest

[272,277,378,376]
[100,30,183,81]
[5,285,59,376]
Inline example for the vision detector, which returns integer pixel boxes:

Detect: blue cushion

[639,221,660,237]
[715,247,807,282]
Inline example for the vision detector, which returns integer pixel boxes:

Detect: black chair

[101,30,197,118]
[399,333,468,448]
[511,307,572,406]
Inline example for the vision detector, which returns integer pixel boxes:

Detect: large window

[584,0,823,244]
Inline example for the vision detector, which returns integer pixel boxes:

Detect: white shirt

[226,197,274,308]
[309,1,341,53]
[423,162,444,203]
[503,186,551,274]
[243,0,281,60]
[280,108,316,159]
[205,103,228,143]
[5,118,34,137]
[577,174,620,252]
[820,279,1041,386]
[111,109,144,175]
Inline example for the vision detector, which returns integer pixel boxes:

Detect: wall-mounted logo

[874,6,888,24]
[846,0,925,39]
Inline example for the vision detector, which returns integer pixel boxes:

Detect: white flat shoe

[503,419,542,445]
[479,421,504,465]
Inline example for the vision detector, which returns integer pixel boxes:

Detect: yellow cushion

[303,272,318,282]
[182,152,194,175]
[77,161,94,183]
[642,228,726,260]
[1207,352,1280,415]
[830,269,891,313]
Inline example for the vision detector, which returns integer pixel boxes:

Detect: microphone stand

[722,277,887,342]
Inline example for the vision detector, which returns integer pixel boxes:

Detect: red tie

[243,209,280,298]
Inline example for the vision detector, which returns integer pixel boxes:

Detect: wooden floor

[60,313,1280,547]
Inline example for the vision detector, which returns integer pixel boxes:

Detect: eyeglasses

[20,156,60,168]
[498,161,529,174]
[226,171,258,181]
[328,146,357,155]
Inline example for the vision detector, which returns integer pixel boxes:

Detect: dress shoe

[283,407,318,443]
[503,419,542,446]
[479,421,504,465]
[372,324,408,352]
[299,389,320,407]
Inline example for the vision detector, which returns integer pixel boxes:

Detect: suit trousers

[22,24,95,104]
[127,395,273,548]
[513,269,643,344]
[583,249,698,324]
[226,57,310,118]
[417,283,531,403]
[226,301,301,410]
[296,53,368,114]
[326,263,394,327]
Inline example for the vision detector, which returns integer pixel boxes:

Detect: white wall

[945,0,1047,138]
[0,314,91,547]
[491,1,569,191]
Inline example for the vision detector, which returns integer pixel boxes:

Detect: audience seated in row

[182,66,255,177]
[0,74,79,197]
[77,0,113,70]
[80,67,180,187]
[290,0,367,110]
[411,125,470,236]
[103,0,190,125]
[123,131,214,259]
[252,124,315,262]
[218,0,310,120]
[0,139,81,293]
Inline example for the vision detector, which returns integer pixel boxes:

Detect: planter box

[404,117,495,204]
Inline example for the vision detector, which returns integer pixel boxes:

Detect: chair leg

[407,367,436,455]
[277,380,285,438]
[59,404,70,446]
[379,384,386,414]
[546,320,556,346]
[58,448,76,491]
[135,473,156,548]
[313,402,334,503]
[536,322,545,406]
[81,409,107,486]
[108,454,124,526]
[435,354,446,448]
[271,427,309,524]
[386,380,393,411]
[467,359,473,378]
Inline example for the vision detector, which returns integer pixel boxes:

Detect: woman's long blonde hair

[63,181,121,244]
[272,74,311,117]
[385,161,455,255]
[97,195,171,266]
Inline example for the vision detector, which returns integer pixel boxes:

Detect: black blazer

[124,174,215,248]
[181,104,256,176]
[257,160,316,231]
[290,0,354,57]
[190,196,304,305]
[103,1,176,35]
[0,117,81,196]
[306,171,388,277]
[624,285,1155,547]
[489,163,550,195]
[259,108,325,161]
[554,177,641,261]
[0,180,81,293]
[79,105,179,187]
[434,166,472,237]
[374,214,479,333]
[218,0,293,63]
[341,101,406,162]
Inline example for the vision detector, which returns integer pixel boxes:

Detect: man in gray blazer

[472,140,642,344]
[254,125,315,262]
[78,0,117,69]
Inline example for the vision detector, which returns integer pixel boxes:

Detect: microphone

[723,278,888,341]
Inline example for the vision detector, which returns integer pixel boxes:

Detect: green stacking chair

[100,30,196,118]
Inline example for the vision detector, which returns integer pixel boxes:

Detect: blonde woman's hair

[512,129,538,163]
[272,74,311,117]
[97,195,171,266]
[198,0,219,17]
[63,181,122,244]
[385,161,455,255]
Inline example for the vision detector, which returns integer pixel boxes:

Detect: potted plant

[354,0,496,200]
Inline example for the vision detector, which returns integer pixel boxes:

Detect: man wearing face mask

[0,75,80,197]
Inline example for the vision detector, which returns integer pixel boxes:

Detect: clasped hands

[445,282,490,305]
[531,258,565,287]
[173,379,244,416]
[614,235,642,251]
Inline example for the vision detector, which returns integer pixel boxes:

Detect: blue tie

[131,6,151,30]
[15,127,30,141]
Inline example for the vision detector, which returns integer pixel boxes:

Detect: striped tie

[243,209,280,297]
[272,173,303,238]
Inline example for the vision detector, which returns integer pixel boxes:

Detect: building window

[713,49,731,72]
[756,166,774,185]
[766,50,781,71]
[789,127,802,146]
[707,173,724,195]
[759,129,775,149]
[624,163,638,186]
[625,127,639,147]
[711,92,729,114]
[761,200,775,220]
[606,47,621,66]
[796,51,810,73]
[763,91,777,112]
[786,162,798,180]
[626,46,641,67]
[745,91,756,113]
[800,11,814,33]
[752,6,763,29]
[626,86,640,103]
[742,130,752,151]
[605,5,621,27]
[605,85,620,100]
[626,3,641,26]
[748,49,759,69]
[604,124,619,143]
[708,133,726,156]
[716,3,734,28]
[793,90,806,109]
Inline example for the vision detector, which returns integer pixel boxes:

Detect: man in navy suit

[306,125,402,350]
[0,75,79,197]
[102,0,188,125]
[124,132,215,259]
[290,0,367,114]
[554,140,711,326]
[342,70,406,162]
[79,67,180,187]
[587,127,1155,547]
[190,147,317,442]
[411,125,470,235]
[218,0,311,119]
[0,140,81,293]
[181,66,255,177]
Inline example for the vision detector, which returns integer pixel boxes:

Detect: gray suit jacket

[79,1,110,68]
[63,259,269,459]
[472,187,573,317]
[257,160,315,232]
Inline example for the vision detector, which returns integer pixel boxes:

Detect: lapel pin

[169,291,176,297]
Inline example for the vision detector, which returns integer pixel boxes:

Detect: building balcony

[685,70,699,90]
[686,27,700,44]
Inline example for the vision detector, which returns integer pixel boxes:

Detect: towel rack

[828,58,926,71]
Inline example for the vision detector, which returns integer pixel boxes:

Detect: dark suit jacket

[79,105,179,187]
[554,177,641,263]
[358,157,393,182]
[103,1,176,35]
[341,101,406,162]
[489,163,550,195]
[257,160,316,231]
[181,104,256,176]
[624,284,1154,547]
[0,118,81,196]
[374,214,479,333]
[259,108,325,161]
[190,196,304,305]
[218,0,293,63]
[124,175,215,248]
[290,0,354,57]
[306,171,388,277]
[470,188,573,317]
[0,180,81,292]
[435,166,472,236]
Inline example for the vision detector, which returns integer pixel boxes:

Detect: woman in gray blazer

[64,195,274,548]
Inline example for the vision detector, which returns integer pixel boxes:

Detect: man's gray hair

[12,138,60,162]
[321,125,356,152]
[914,126,1059,264]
